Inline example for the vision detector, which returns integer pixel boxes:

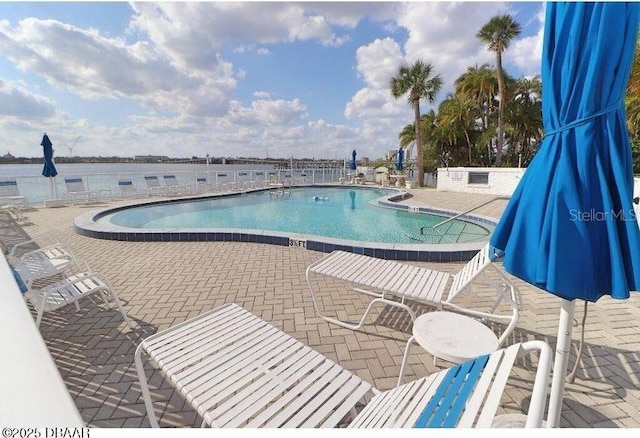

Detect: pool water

[97,187,492,244]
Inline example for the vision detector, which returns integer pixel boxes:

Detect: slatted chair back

[118,179,138,197]
[195,176,212,193]
[444,244,521,347]
[64,177,88,193]
[144,175,160,188]
[0,179,20,197]
[446,244,495,303]
[163,175,179,187]
[118,179,133,188]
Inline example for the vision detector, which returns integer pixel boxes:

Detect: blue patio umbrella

[396,148,404,172]
[350,150,357,171]
[490,3,640,427]
[41,133,58,198]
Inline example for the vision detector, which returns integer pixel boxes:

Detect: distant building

[134,155,169,162]
[387,148,412,162]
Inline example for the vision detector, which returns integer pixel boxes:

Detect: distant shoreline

[0,156,348,168]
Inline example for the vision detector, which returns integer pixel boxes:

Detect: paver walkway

[1,187,639,428]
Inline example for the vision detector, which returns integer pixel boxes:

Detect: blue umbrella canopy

[490,2,640,426]
[396,148,404,172]
[41,133,57,178]
[350,150,357,171]
[491,3,640,302]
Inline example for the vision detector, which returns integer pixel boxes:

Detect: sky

[0,1,545,161]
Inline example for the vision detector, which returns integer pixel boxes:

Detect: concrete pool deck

[2,186,639,428]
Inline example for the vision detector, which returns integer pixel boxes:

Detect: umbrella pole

[547,298,575,428]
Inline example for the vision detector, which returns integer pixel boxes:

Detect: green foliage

[632,138,640,174]
[390,60,443,186]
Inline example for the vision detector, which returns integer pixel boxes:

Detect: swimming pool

[75,186,496,261]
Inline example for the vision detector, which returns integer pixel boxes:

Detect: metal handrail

[420,196,510,235]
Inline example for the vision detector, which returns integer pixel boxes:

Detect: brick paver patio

[2,187,639,428]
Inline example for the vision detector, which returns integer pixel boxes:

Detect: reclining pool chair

[63,177,96,203]
[195,176,215,194]
[162,175,190,196]
[306,244,519,331]
[134,303,552,428]
[144,175,165,196]
[0,177,29,209]
[11,258,134,329]
[306,245,521,379]
[118,178,139,198]
[2,236,78,282]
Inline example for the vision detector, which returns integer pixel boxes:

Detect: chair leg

[106,289,135,329]
[397,336,417,387]
[134,345,160,428]
[35,301,46,328]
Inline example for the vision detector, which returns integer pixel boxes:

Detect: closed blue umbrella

[41,133,58,198]
[490,3,640,427]
[396,148,404,172]
[350,150,357,171]
[41,133,57,177]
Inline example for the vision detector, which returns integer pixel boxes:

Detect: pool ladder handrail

[420,196,510,235]
[268,177,292,197]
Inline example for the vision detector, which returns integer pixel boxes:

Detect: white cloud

[398,2,511,100]
[0,79,56,118]
[510,4,545,77]
[355,37,404,89]
[227,98,308,126]
[0,2,546,161]
[342,2,544,157]
[0,17,234,117]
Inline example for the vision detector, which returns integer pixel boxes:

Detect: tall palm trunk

[495,50,505,166]
[413,95,424,187]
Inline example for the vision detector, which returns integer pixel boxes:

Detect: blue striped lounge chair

[135,303,552,428]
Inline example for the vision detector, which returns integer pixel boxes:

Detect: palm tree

[506,75,543,165]
[438,94,480,165]
[398,111,439,173]
[477,14,522,166]
[626,38,640,140]
[390,60,443,186]
[455,64,499,162]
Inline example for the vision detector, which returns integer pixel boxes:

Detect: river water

[1,162,343,205]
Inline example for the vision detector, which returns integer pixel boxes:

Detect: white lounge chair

[118,178,140,198]
[162,175,190,196]
[64,177,111,203]
[307,246,521,381]
[195,176,214,193]
[252,171,267,188]
[144,175,164,196]
[134,303,551,428]
[306,244,516,330]
[0,178,29,209]
[4,236,78,283]
[12,259,134,329]
[1,203,27,223]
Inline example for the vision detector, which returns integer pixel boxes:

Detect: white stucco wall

[436,167,525,196]
[438,169,640,226]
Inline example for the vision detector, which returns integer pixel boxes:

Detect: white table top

[411,311,499,364]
